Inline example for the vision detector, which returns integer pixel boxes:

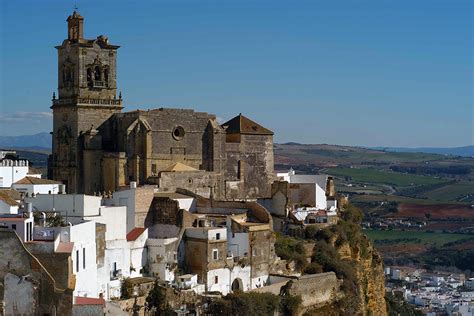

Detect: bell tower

[50,11,123,193]
[67,11,84,41]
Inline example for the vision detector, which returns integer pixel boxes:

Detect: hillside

[0,132,51,149]
[274,143,474,205]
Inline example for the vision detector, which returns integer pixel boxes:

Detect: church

[49,11,275,200]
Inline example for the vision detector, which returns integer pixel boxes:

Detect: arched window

[94,66,101,81]
[104,68,109,83]
[87,68,93,85]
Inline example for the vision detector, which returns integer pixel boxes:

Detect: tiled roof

[74,296,105,306]
[0,191,19,206]
[14,176,62,185]
[222,114,273,135]
[126,227,146,241]
[56,242,74,253]
[0,216,27,222]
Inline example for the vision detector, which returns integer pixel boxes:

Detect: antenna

[74,4,79,11]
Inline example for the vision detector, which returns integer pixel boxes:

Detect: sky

[0,0,472,147]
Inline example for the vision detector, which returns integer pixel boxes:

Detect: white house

[127,227,148,278]
[103,185,155,233]
[13,177,63,196]
[0,157,30,188]
[0,212,34,242]
[25,193,148,300]
[0,191,20,214]
[276,169,337,211]
[31,221,99,298]
[147,236,179,282]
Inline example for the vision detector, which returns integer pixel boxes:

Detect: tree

[121,277,133,299]
[146,281,173,315]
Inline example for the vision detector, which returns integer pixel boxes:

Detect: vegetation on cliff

[207,291,302,316]
[276,204,388,315]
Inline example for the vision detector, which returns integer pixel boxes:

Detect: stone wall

[0,228,73,315]
[252,272,340,309]
[158,170,219,199]
[225,134,274,200]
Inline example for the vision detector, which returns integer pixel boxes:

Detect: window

[104,68,109,83]
[76,250,80,272]
[94,66,101,81]
[87,68,92,85]
[213,249,219,260]
[172,126,185,140]
[216,233,220,240]
[232,232,235,238]
[11,224,16,230]
[152,164,157,175]
[214,276,219,284]
[83,248,86,269]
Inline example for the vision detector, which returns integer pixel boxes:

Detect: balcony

[93,80,106,88]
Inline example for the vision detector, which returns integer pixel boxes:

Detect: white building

[13,177,63,196]
[103,185,155,233]
[0,157,29,188]
[0,191,20,214]
[147,237,179,282]
[276,169,337,210]
[0,212,34,242]
[25,193,148,300]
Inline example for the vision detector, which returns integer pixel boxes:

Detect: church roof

[222,114,273,135]
[162,162,198,172]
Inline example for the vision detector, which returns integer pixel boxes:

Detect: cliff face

[304,205,387,316]
[336,235,387,316]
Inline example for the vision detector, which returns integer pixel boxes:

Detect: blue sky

[0,0,472,147]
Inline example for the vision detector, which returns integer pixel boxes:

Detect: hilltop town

[0,11,384,316]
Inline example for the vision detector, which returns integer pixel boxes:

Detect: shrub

[303,262,323,274]
[120,278,133,299]
[275,235,308,271]
[209,292,280,316]
[146,281,173,315]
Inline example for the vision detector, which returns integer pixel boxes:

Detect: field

[395,204,474,220]
[326,167,446,187]
[364,229,474,246]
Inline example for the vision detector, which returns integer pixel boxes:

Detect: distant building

[0,155,30,188]
[13,176,64,196]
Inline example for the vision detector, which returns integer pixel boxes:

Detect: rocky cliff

[336,236,387,315]
[303,205,387,315]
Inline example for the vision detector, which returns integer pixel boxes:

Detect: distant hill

[370,146,474,157]
[0,132,51,149]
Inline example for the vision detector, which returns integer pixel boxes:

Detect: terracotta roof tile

[222,114,273,135]
[14,176,62,185]
[126,227,146,241]
[0,191,19,206]
[75,296,105,306]
[56,242,74,253]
